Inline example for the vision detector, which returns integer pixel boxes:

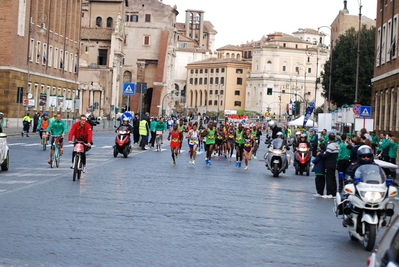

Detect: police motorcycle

[264,132,290,177]
[333,146,397,251]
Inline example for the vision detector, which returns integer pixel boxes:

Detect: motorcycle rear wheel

[272,163,279,177]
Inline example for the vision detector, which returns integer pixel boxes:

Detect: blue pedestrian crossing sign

[123,83,135,95]
[359,106,371,118]
[121,112,133,123]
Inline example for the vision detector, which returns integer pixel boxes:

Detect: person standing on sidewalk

[33,112,40,133]
[149,117,157,148]
[312,143,326,197]
[139,117,149,150]
[0,112,4,133]
[133,113,140,144]
[21,113,31,137]
[336,134,350,193]
[319,133,339,198]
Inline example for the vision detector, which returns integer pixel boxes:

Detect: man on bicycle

[37,112,50,141]
[46,112,67,165]
[68,114,92,173]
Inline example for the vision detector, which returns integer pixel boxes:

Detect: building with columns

[246,31,329,121]
[0,0,82,124]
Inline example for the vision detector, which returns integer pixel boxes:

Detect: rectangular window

[144,35,150,45]
[221,68,225,73]
[393,15,398,59]
[29,38,34,62]
[199,78,203,85]
[48,45,53,67]
[200,69,203,74]
[189,78,193,85]
[235,90,240,96]
[131,15,138,22]
[42,43,47,65]
[74,55,78,73]
[234,101,241,107]
[215,90,218,95]
[215,77,219,84]
[210,69,214,73]
[382,23,387,64]
[64,51,69,71]
[205,69,208,74]
[204,78,207,84]
[209,90,213,95]
[377,27,381,66]
[237,77,243,85]
[236,69,243,74]
[125,15,129,22]
[308,67,311,74]
[221,77,225,84]
[210,77,213,84]
[220,90,224,95]
[54,47,58,69]
[36,41,41,63]
[59,49,64,69]
[98,49,108,65]
[387,19,392,62]
[70,53,74,72]
[194,78,198,85]
[282,66,286,71]
[145,14,151,22]
[390,88,394,131]
[216,68,219,73]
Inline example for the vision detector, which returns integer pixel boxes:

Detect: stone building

[371,0,399,135]
[246,31,329,120]
[173,10,217,115]
[0,0,81,125]
[186,58,251,115]
[79,0,178,118]
[331,0,376,45]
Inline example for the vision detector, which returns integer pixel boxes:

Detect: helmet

[301,134,307,138]
[276,132,283,137]
[86,113,91,118]
[123,117,130,122]
[268,120,276,128]
[357,145,374,165]
[0,112,4,118]
[296,131,301,136]
[43,112,48,116]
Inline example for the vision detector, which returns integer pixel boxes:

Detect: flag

[303,101,315,127]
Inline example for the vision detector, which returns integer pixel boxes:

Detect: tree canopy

[321,25,375,108]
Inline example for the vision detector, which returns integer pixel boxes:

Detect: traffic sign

[121,112,133,122]
[352,104,361,114]
[359,106,372,118]
[123,83,135,95]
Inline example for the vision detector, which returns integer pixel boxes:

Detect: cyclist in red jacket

[68,114,93,173]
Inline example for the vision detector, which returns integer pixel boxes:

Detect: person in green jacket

[149,117,158,148]
[377,134,391,162]
[337,134,351,192]
[370,131,379,155]
[46,112,68,164]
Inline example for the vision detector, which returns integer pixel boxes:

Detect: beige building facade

[246,32,329,120]
[186,58,251,115]
[0,0,82,125]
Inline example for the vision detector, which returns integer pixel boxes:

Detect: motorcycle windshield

[119,126,129,132]
[354,164,386,184]
[271,139,284,149]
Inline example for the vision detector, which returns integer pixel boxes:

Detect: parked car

[0,133,9,171]
[368,215,399,267]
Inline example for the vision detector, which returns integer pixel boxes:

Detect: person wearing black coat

[132,113,140,144]
[312,143,326,197]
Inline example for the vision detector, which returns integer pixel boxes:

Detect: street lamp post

[305,47,320,128]
[355,1,362,104]
[318,26,333,111]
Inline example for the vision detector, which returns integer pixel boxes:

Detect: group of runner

[167,120,263,170]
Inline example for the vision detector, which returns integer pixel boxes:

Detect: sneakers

[235,162,239,167]
[205,159,210,166]
[238,162,242,168]
[21,132,24,137]
[313,194,323,198]
[172,162,176,166]
[70,164,74,169]
[192,160,195,165]
[82,166,87,173]
[322,194,334,199]
[253,156,257,160]
[245,166,248,170]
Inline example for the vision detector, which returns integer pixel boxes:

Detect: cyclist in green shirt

[46,113,68,164]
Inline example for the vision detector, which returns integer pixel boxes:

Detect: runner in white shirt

[186,123,199,165]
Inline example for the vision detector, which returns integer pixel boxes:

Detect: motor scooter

[113,126,131,158]
[294,143,311,176]
[264,138,290,177]
[333,164,397,251]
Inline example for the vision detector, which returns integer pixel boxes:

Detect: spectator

[319,133,339,198]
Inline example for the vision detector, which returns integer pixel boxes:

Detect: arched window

[236,54,240,60]
[123,71,132,82]
[96,17,102,27]
[107,17,113,28]
[226,53,230,58]
[282,61,287,72]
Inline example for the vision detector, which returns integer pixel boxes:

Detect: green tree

[321,25,375,108]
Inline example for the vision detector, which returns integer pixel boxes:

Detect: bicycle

[51,135,62,168]
[72,141,86,181]
[41,131,48,151]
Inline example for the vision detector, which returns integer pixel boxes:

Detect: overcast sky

[162,0,377,50]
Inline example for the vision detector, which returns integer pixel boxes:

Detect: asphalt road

[0,131,392,267]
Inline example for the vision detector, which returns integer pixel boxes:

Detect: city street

[0,131,388,266]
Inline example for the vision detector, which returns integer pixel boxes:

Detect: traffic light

[267,88,272,95]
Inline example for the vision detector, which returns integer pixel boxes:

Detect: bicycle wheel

[73,155,80,181]
[78,158,82,180]
[157,136,161,151]
[52,146,59,168]
[55,147,60,168]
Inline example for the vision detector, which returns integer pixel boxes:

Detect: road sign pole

[127,96,130,111]
[139,83,143,120]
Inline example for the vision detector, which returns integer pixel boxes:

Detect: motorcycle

[333,164,397,251]
[294,143,311,176]
[264,138,290,177]
[113,126,131,158]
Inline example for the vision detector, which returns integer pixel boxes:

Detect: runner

[202,121,216,166]
[198,120,206,152]
[226,123,236,161]
[177,119,185,154]
[167,124,181,166]
[186,123,199,164]
[235,124,245,168]
[215,123,225,160]
[243,128,256,170]
[251,125,262,159]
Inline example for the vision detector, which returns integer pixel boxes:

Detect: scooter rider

[299,134,311,148]
[116,117,133,147]
[268,120,282,139]
[292,131,302,151]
